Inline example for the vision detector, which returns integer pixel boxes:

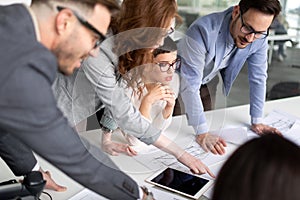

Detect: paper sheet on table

[150,187,189,200]
[283,120,300,146]
[68,188,108,200]
[132,139,208,172]
[133,138,234,179]
[247,110,299,141]
[203,185,214,199]
[263,110,299,127]
[210,127,248,145]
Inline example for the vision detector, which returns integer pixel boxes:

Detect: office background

[1,0,299,130]
[176,0,300,108]
[88,0,300,130]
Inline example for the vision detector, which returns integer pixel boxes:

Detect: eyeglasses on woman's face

[155,57,181,72]
[239,10,269,39]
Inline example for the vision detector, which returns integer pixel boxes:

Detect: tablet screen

[148,168,211,197]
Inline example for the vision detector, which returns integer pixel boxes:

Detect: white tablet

[145,167,213,199]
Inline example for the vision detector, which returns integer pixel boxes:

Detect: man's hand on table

[196,133,227,155]
[102,140,137,156]
[177,151,215,178]
[40,168,67,192]
[251,123,282,136]
[101,131,137,156]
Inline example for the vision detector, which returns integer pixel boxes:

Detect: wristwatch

[99,123,113,133]
[99,113,118,133]
[140,186,154,200]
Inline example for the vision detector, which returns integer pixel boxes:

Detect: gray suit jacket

[0,4,139,199]
[0,132,36,176]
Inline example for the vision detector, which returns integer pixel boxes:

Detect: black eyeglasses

[155,58,181,72]
[162,27,174,38]
[167,27,175,35]
[239,10,269,39]
[57,6,106,49]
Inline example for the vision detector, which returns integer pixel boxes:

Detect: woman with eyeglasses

[53,0,215,177]
[101,36,214,177]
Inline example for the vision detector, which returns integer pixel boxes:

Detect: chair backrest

[267,82,300,100]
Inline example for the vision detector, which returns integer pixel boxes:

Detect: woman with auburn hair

[116,0,180,75]
[53,0,213,176]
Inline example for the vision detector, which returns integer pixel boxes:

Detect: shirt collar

[226,22,235,47]
[24,5,41,42]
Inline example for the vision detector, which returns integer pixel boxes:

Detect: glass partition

[176,0,300,109]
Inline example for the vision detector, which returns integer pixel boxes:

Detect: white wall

[0,0,31,6]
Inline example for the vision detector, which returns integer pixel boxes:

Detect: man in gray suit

[0,0,152,199]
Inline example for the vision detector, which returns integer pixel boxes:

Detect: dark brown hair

[31,0,120,14]
[212,134,300,200]
[239,0,281,20]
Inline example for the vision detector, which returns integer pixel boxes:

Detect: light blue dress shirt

[178,7,267,134]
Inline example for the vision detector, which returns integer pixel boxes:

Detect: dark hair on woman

[239,0,281,19]
[153,36,177,58]
[212,134,300,200]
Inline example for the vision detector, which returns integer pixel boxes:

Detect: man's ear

[232,5,240,19]
[55,9,74,35]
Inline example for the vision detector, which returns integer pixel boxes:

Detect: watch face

[100,114,118,130]
[101,127,112,133]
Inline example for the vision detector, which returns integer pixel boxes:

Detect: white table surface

[1,96,299,199]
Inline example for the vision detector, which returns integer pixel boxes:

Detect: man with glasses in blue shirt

[178,0,282,155]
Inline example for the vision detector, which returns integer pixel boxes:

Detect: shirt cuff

[100,113,118,131]
[141,115,152,123]
[138,187,143,199]
[193,123,209,135]
[32,162,40,171]
[251,117,264,124]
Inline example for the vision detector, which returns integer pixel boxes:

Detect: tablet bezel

[145,167,213,199]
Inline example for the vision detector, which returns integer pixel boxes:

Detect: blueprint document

[247,110,300,145]
[132,137,234,177]
[131,110,300,199]
[134,110,300,173]
[133,136,238,199]
[284,121,300,145]
[69,187,188,200]
[68,188,108,200]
